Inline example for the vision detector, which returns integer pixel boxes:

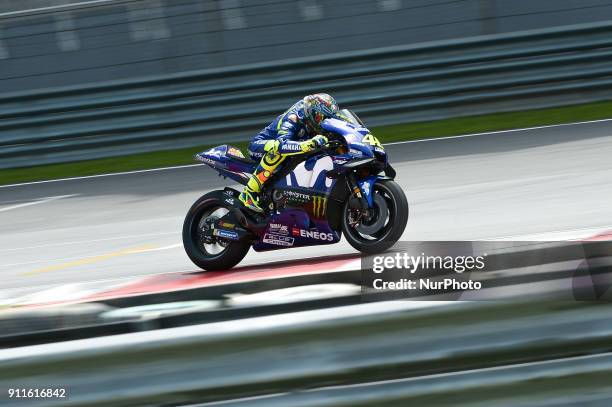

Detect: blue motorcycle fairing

[321,118,387,166]
[277,154,336,195]
[195,145,255,185]
[321,117,369,135]
[252,208,341,252]
[358,175,379,208]
[321,119,373,158]
[252,153,342,251]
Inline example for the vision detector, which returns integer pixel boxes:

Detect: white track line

[384,117,612,145]
[2,117,612,189]
[0,164,204,189]
[0,231,177,253]
[485,225,612,241]
[0,194,76,213]
[138,243,183,252]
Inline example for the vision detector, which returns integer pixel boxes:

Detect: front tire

[183,193,250,271]
[341,179,408,254]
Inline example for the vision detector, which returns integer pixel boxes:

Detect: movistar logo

[313,196,327,217]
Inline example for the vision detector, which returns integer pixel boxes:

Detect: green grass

[372,100,612,143]
[2,100,612,186]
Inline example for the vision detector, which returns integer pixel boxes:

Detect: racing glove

[277,135,328,155]
[301,135,328,152]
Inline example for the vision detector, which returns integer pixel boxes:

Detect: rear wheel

[182,194,250,271]
[341,179,408,254]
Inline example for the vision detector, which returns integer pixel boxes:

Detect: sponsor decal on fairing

[214,229,239,240]
[291,227,334,241]
[262,233,295,246]
[283,190,311,202]
[269,223,289,234]
[197,156,217,165]
[227,147,245,158]
[312,195,327,217]
[286,156,334,188]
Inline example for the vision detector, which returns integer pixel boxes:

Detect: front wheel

[341,179,408,254]
[183,193,250,271]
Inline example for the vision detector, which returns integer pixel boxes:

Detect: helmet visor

[314,111,325,125]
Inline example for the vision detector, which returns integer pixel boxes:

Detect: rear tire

[341,179,408,254]
[182,193,250,271]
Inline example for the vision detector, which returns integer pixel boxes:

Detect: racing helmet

[303,93,339,133]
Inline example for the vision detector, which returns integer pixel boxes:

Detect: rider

[238,93,343,213]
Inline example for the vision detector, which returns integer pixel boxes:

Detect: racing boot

[239,147,284,213]
[239,136,326,213]
[239,186,263,213]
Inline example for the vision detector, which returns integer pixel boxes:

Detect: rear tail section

[195,145,256,185]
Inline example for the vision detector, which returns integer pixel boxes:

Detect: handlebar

[325,140,344,149]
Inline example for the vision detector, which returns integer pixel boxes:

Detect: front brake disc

[355,194,388,235]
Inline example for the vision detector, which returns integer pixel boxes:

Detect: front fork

[347,173,378,210]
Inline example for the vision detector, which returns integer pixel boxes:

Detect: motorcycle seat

[231,156,257,166]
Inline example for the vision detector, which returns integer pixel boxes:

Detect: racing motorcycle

[183,109,408,271]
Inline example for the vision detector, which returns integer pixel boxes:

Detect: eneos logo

[293,228,334,241]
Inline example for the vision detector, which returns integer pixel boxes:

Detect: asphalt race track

[2,120,612,298]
